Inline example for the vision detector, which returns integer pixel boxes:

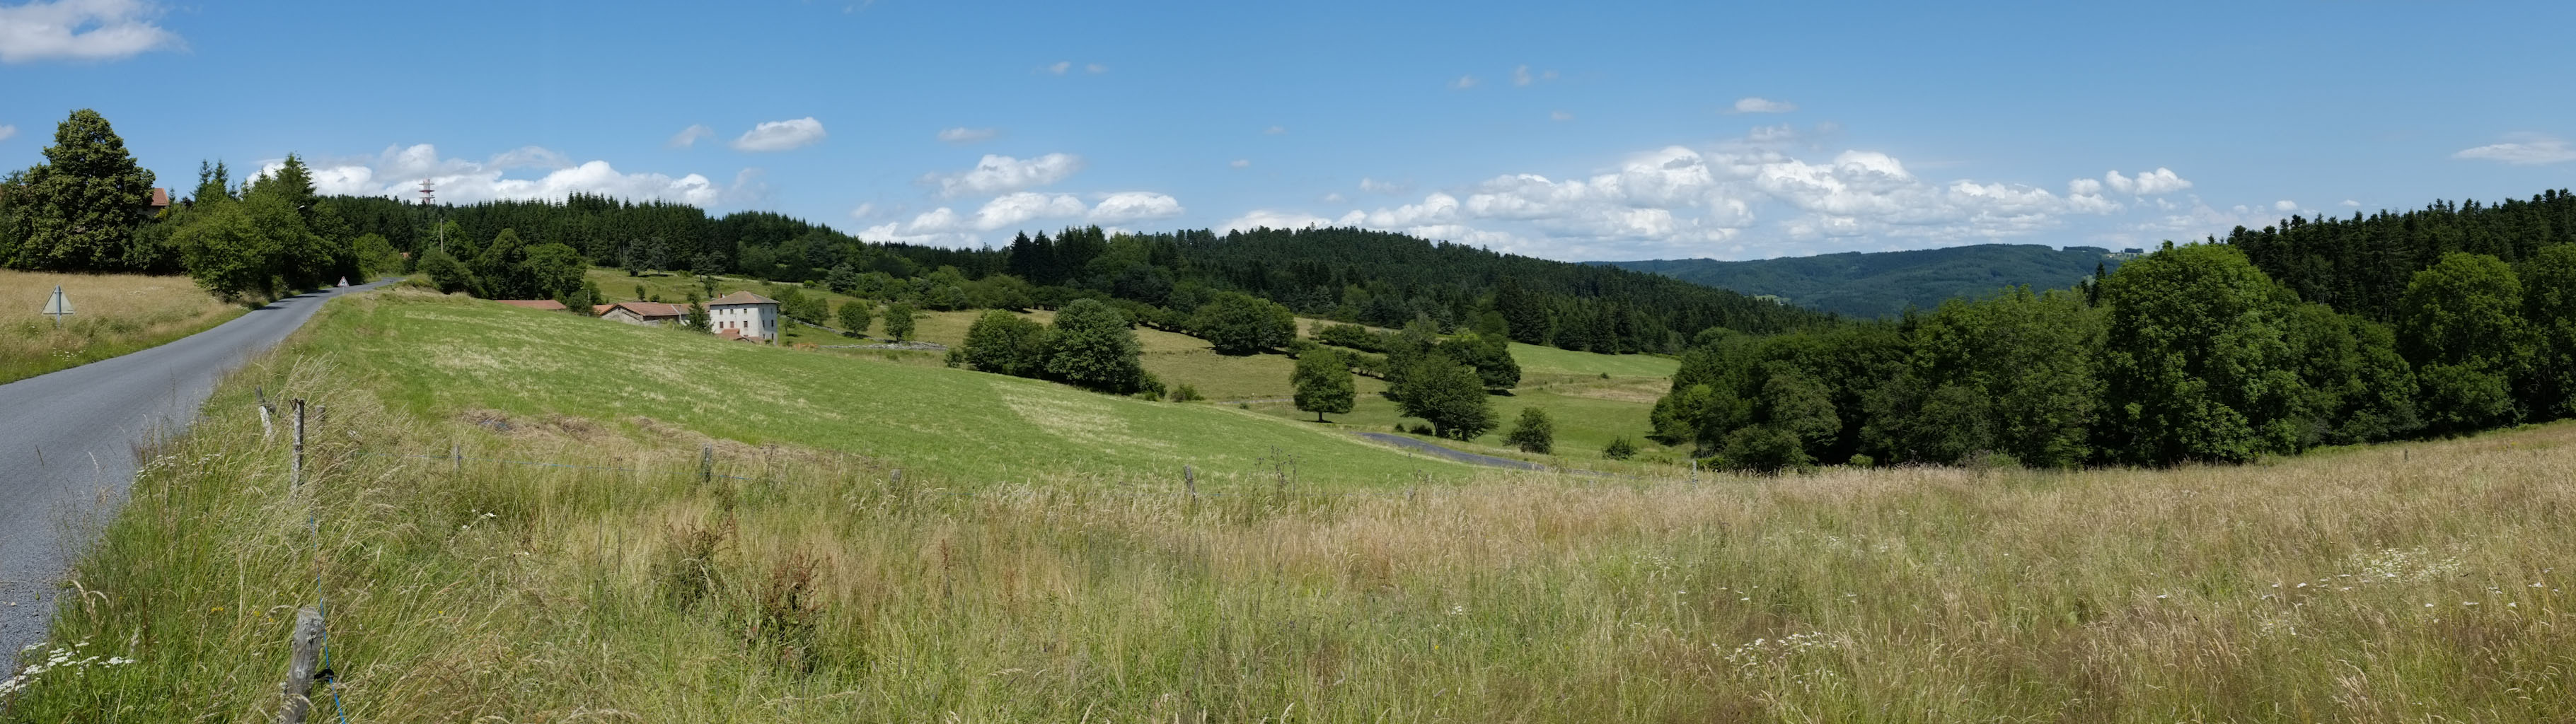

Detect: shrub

[1504,407,1554,454]
[1602,436,1638,460]
[1170,383,1203,402]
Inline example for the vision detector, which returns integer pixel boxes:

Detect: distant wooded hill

[1595,244,2135,318]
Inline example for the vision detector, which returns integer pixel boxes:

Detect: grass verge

[0,270,243,384]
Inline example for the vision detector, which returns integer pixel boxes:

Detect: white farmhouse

[707,291,781,341]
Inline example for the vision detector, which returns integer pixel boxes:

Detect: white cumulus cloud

[0,124,14,141]
[2275,199,2299,212]
[923,153,1085,198]
[2103,168,2193,195]
[666,124,713,148]
[1229,158,1251,169]
[2453,134,2576,165]
[0,0,182,64]
[879,190,1183,239]
[2340,199,2361,207]
[729,117,826,152]
[1041,61,1071,75]
[1089,192,1184,223]
[1451,75,1477,89]
[937,127,998,144]
[1732,97,1797,114]
[276,144,754,208]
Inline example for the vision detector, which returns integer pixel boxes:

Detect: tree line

[1654,236,2576,472]
[0,110,400,299]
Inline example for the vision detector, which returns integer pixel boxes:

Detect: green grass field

[579,268,1685,467]
[304,289,1473,488]
[11,286,2574,720]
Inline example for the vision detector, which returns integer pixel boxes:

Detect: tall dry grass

[0,269,240,383]
[7,352,2576,722]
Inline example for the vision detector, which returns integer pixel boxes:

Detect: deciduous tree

[1291,348,1355,422]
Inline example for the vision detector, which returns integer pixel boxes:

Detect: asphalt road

[1356,432,1545,470]
[0,280,391,667]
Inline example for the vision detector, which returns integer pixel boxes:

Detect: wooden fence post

[291,399,306,491]
[699,445,714,485]
[1184,465,1195,496]
[276,606,325,724]
[1690,458,1699,484]
[451,443,461,474]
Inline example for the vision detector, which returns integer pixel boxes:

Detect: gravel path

[0,280,393,666]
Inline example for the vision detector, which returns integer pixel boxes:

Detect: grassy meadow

[7,288,2575,720]
[584,267,1684,462]
[0,269,243,384]
[294,289,1469,487]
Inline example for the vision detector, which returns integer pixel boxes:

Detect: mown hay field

[0,269,241,384]
[9,289,2573,723]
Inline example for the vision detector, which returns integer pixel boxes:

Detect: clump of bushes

[1602,436,1638,460]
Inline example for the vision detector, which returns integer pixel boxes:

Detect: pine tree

[6,109,157,271]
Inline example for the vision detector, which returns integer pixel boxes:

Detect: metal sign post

[41,285,74,329]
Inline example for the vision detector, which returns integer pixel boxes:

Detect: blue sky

[4,0,2572,262]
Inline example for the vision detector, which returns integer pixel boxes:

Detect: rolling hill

[1597,243,2132,318]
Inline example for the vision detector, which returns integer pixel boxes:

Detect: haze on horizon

[4,0,2570,262]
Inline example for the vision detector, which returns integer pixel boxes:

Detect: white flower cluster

[2347,546,2465,583]
[1718,631,1841,689]
[2,639,137,698]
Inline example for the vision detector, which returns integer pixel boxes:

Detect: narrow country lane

[0,281,393,667]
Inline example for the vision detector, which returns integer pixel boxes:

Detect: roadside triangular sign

[41,285,72,315]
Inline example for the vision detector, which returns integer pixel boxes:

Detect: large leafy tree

[1435,331,1520,390]
[1862,287,2102,467]
[1189,292,1297,354]
[171,197,277,300]
[882,302,919,341]
[1392,354,1496,440]
[1290,348,1356,422]
[2096,243,2308,465]
[2398,252,2529,432]
[6,109,158,271]
[2522,245,2576,418]
[836,299,874,337]
[959,310,1053,378]
[1045,298,1148,392]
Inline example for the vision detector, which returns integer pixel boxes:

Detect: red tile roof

[708,291,779,306]
[591,304,615,316]
[495,299,569,311]
[149,187,171,208]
